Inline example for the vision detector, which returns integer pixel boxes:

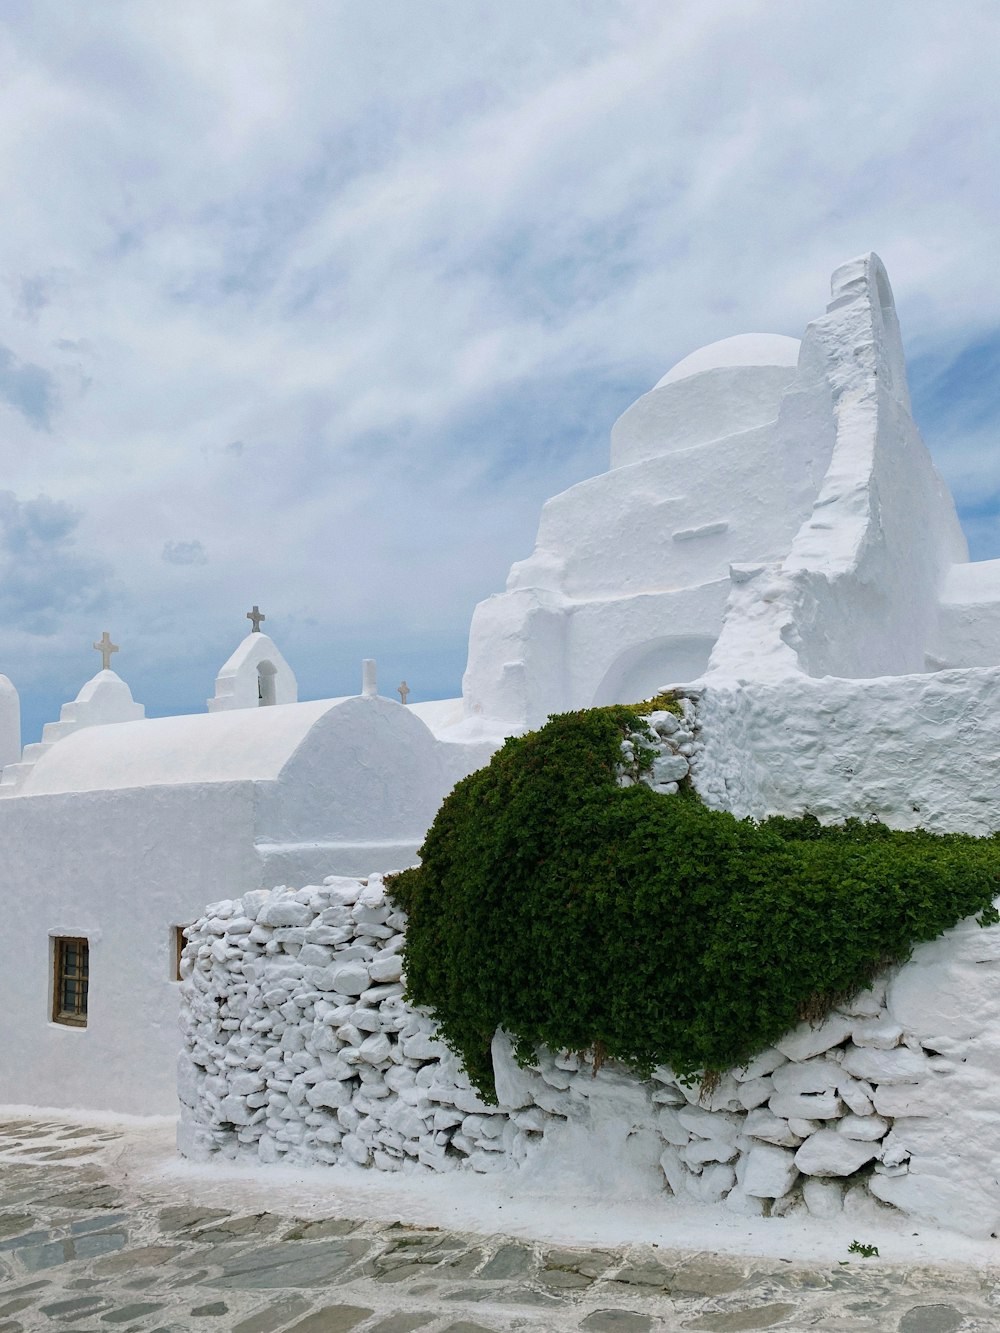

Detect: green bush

[388,706,1000,1101]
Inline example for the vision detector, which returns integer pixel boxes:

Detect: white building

[0,636,493,1114]
[3,250,1000,1115]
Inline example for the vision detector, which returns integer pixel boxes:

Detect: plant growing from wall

[388,705,1000,1101]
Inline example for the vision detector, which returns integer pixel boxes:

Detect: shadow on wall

[257,661,277,706]
[593,635,716,706]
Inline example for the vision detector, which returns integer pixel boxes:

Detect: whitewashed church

[4,251,1000,1116]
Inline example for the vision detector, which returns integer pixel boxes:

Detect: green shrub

[388,706,1000,1100]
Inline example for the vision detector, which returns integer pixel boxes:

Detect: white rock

[802,1177,844,1217]
[257,900,313,928]
[837,1078,875,1116]
[683,1138,737,1167]
[305,1079,354,1109]
[352,1008,382,1033]
[880,1134,910,1168]
[341,1133,370,1165]
[368,954,404,984]
[768,1091,843,1121]
[357,882,385,909]
[839,1043,930,1084]
[512,1107,546,1133]
[771,1058,841,1095]
[774,1012,853,1062]
[737,1076,773,1110]
[837,1113,889,1141]
[659,1144,689,1196]
[696,1162,736,1203]
[677,1106,740,1143]
[240,889,273,918]
[323,877,362,902]
[330,962,371,997]
[651,1084,686,1107]
[652,754,689,782]
[657,1107,691,1146]
[218,1094,253,1125]
[383,1100,430,1141]
[297,943,334,967]
[403,1032,450,1063]
[723,1185,766,1217]
[851,1019,903,1049]
[735,1048,787,1081]
[742,1144,798,1199]
[359,1033,392,1065]
[744,1109,801,1148]
[385,1065,417,1093]
[794,1129,880,1177]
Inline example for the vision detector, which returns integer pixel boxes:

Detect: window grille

[52,937,89,1026]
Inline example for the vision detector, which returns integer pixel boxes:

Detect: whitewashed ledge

[177,837,1000,1238]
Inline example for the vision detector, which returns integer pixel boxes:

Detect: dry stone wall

[178,867,1000,1238]
[178,704,1000,1237]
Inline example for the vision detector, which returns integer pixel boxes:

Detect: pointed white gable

[44,669,145,737]
[0,667,144,794]
[208,632,297,712]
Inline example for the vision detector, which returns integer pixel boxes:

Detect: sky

[2,1,1000,743]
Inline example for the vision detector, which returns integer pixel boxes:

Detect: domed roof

[654,333,800,390]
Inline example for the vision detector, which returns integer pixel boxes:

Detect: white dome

[654,333,800,389]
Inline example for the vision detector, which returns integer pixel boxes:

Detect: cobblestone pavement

[2,1117,1000,1332]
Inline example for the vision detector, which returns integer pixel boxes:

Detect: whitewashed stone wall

[177,707,1000,1237]
[690,666,1000,835]
[177,886,1000,1236]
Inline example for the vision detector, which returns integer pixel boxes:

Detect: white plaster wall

[0,675,20,771]
[691,666,1000,833]
[256,695,491,881]
[930,558,1000,668]
[0,691,497,1115]
[462,584,731,731]
[514,421,817,602]
[0,784,257,1115]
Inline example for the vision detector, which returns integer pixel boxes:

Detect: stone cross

[93,631,119,671]
[247,605,265,633]
[397,681,410,705]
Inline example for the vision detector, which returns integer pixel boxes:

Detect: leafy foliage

[388,707,1000,1101]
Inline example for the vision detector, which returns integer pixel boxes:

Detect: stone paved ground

[1,1118,999,1332]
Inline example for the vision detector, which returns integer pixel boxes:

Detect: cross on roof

[397,680,410,705]
[93,631,119,671]
[247,605,265,633]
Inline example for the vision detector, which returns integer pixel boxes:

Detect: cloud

[162,539,207,565]
[1,1,1000,735]
[0,492,112,634]
[0,344,57,428]
[15,274,52,320]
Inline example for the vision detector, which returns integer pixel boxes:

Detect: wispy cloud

[0,343,56,428]
[0,491,111,633]
[162,539,207,566]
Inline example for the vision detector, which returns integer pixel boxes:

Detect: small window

[257,660,277,707]
[52,937,89,1026]
[172,925,191,982]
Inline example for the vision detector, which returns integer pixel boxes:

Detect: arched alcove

[257,661,277,707]
[592,634,716,707]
